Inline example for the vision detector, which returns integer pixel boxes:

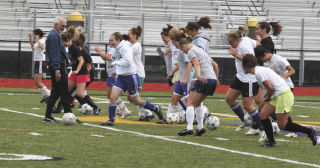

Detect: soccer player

[28,29,50,103]
[242,54,318,147]
[225,28,267,142]
[128,25,154,121]
[254,47,297,137]
[100,32,164,126]
[177,37,218,136]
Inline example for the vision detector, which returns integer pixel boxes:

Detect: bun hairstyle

[33,28,45,38]
[112,32,123,41]
[161,24,174,36]
[130,25,143,39]
[168,27,192,43]
[238,25,248,36]
[258,21,282,36]
[186,16,212,31]
[122,34,130,41]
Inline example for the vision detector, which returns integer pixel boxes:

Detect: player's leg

[226,88,243,131]
[259,102,276,147]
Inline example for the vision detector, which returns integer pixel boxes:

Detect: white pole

[178,0,181,27]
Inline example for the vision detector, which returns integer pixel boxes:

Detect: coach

[43,17,71,122]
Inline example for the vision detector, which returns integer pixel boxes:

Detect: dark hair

[122,34,130,41]
[61,33,71,42]
[161,24,173,36]
[112,32,123,41]
[258,21,282,36]
[130,25,143,39]
[33,29,45,38]
[186,16,212,31]
[242,54,258,69]
[254,47,271,59]
[74,33,86,47]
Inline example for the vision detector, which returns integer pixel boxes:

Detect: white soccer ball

[80,104,93,115]
[62,113,77,126]
[205,116,220,130]
[138,109,148,120]
[166,113,180,124]
[244,113,253,124]
[177,112,186,124]
[272,122,281,134]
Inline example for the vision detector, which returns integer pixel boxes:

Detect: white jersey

[171,45,179,69]
[176,48,194,82]
[264,54,294,88]
[254,66,289,97]
[235,37,257,83]
[33,38,46,61]
[130,42,145,78]
[187,46,216,80]
[112,40,136,76]
[159,42,173,74]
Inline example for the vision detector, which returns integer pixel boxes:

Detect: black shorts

[34,61,47,74]
[191,79,217,96]
[290,88,294,93]
[230,76,259,97]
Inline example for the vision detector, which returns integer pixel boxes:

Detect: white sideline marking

[294,105,320,110]
[275,139,291,142]
[1,108,320,168]
[215,137,229,141]
[91,134,105,138]
[29,132,42,136]
[32,108,40,110]
[298,115,310,118]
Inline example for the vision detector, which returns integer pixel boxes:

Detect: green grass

[0,87,320,168]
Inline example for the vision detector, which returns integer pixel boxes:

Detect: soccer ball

[177,112,186,124]
[62,113,77,126]
[80,104,93,115]
[244,113,252,124]
[138,109,148,120]
[272,122,281,134]
[205,116,220,130]
[166,113,179,124]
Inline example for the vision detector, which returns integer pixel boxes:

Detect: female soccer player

[100,32,164,126]
[127,26,154,121]
[177,37,218,136]
[225,28,267,142]
[242,54,318,147]
[28,29,50,103]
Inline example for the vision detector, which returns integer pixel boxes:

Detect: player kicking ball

[242,54,319,147]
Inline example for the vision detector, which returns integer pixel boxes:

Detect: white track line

[0,108,319,168]
[294,105,320,110]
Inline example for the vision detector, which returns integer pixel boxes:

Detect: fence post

[18,40,21,78]
[140,14,145,64]
[31,9,36,78]
[299,19,305,86]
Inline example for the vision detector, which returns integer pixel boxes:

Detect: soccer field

[1,87,320,168]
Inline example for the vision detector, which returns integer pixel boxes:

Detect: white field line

[29,132,42,136]
[294,105,320,110]
[0,108,320,168]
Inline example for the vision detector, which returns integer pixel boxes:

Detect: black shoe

[93,106,101,115]
[43,117,57,123]
[193,121,198,125]
[178,129,194,136]
[194,128,206,136]
[52,106,62,114]
[40,97,48,104]
[155,105,164,120]
[308,127,317,146]
[76,119,83,124]
[260,141,277,147]
[100,120,114,126]
[203,113,212,123]
[156,119,168,124]
[145,114,155,121]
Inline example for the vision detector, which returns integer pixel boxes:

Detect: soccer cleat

[284,132,298,138]
[260,141,277,147]
[40,97,48,104]
[156,119,168,124]
[100,120,114,126]
[308,127,317,146]
[235,122,246,132]
[194,128,206,136]
[93,106,101,115]
[155,105,164,120]
[245,128,260,135]
[258,131,267,142]
[178,129,194,136]
[145,114,155,121]
[203,112,212,123]
[121,108,131,118]
[43,117,57,123]
[76,119,83,124]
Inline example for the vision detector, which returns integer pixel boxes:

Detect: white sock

[195,106,204,130]
[186,106,195,130]
[177,104,185,114]
[84,90,88,96]
[167,104,176,115]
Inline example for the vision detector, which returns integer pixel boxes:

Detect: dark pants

[45,64,72,117]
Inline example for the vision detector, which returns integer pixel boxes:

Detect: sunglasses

[62,25,67,28]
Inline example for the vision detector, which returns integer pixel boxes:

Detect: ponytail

[186,16,212,31]
[161,24,173,36]
[130,25,143,39]
[258,21,282,36]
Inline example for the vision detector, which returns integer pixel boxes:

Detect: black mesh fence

[0,40,319,87]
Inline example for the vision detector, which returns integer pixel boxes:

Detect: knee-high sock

[167,104,176,115]
[250,109,263,131]
[270,113,277,121]
[178,99,186,111]
[143,101,163,120]
[287,116,293,123]
[186,106,195,130]
[108,104,117,122]
[231,103,244,122]
[195,106,204,130]
[285,122,312,135]
[261,118,275,143]
[83,95,98,109]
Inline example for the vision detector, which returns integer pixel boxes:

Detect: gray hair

[53,16,65,27]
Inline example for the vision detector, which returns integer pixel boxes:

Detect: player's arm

[229,48,243,60]
[28,34,34,51]
[168,63,179,78]
[181,62,191,85]
[262,80,274,101]
[282,65,295,79]
[192,57,206,83]
[95,47,112,61]
[211,59,220,85]
[73,56,84,74]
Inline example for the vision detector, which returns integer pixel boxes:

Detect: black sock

[178,99,186,111]
[251,122,258,129]
[287,116,293,123]
[261,119,275,143]
[57,98,63,111]
[285,122,311,135]
[270,113,277,121]
[76,96,84,106]
[83,95,98,109]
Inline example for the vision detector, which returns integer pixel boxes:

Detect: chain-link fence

[0,40,319,86]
